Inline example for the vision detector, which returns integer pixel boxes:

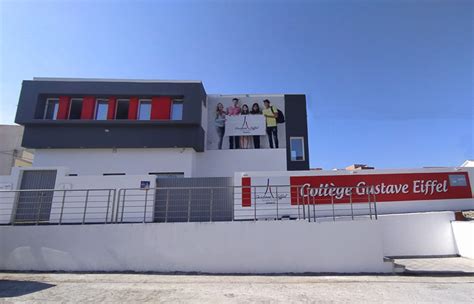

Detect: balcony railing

[0,185,378,225]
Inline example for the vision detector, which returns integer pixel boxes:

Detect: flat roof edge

[32,77,203,84]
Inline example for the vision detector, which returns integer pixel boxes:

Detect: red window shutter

[128,97,139,120]
[81,96,95,119]
[107,97,116,120]
[242,177,252,207]
[151,96,172,120]
[57,96,71,119]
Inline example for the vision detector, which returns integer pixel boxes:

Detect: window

[95,99,108,120]
[115,99,129,119]
[68,98,83,119]
[290,137,305,161]
[44,98,59,119]
[138,99,152,120]
[171,99,183,120]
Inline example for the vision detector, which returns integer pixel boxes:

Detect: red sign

[290,172,472,205]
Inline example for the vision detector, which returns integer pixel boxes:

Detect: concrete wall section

[0,220,392,273]
[34,148,287,178]
[194,149,287,177]
[34,148,196,177]
[52,174,156,224]
[0,167,155,224]
[452,221,474,259]
[379,212,458,257]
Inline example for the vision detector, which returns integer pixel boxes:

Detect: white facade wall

[34,148,197,177]
[452,221,474,259]
[0,167,155,224]
[194,148,287,177]
[33,148,287,178]
[51,174,156,224]
[0,220,392,273]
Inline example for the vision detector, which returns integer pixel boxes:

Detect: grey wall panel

[154,177,234,222]
[284,95,310,170]
[21,124,205,152]
[15,170,57,223]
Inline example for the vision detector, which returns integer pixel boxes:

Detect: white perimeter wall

[379,212,458,257]
[33,148,287,178]
[452,221,474,259]
[0,220,392,273]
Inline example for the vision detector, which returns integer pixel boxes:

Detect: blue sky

[0,0,472,169]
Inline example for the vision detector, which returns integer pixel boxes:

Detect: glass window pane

[171,101,183,120]
[115,99,129,119]
[138,100,151,120]
[44,99,59,119]
[69,98,83,119]
[290,138,305,161]
[95,100,108,120]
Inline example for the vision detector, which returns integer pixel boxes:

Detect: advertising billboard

[206,95,286,150]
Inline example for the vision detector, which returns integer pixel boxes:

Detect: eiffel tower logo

[262,178,275,198]
[240,115,250,130]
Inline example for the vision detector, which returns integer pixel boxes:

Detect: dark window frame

[43,98,59,120]
[290,137,305,161]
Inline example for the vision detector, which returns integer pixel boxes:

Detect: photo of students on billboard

[207,95,286,150]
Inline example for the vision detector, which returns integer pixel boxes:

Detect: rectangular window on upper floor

[95,99,108,120]
[290,137,305,161]
[115,99,129,119]
[44,98,59,120]
[68,98,83,119]
[171,99,183,120]
[138,99,151,120]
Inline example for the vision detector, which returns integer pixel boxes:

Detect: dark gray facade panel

[16,80,207,151]
[15,170,57,223]
[16,80,206,125]
[284,95,310,171]
[154,177,234,222]
[21,125,205,152]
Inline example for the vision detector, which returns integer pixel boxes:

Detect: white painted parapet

[452,221,474,259]
[379,212,458,257]
[0,220,392,273]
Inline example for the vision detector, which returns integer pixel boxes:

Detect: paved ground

[1,271,473,303]
[394,257,474,274]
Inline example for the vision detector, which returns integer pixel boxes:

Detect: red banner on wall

[290,172,472,205]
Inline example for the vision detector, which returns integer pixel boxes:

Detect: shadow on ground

[0,280,55,298]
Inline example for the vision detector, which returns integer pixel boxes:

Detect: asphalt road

[1,273,473,303]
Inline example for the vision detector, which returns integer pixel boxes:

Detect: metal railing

[0,185,378,225]
[116,185,378,223]
[0,188,116,225]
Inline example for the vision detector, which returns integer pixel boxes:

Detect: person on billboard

[263,99,279,148]
[227,98,241,149]
[250,103,261,149]
[215,102,226,150]
[240,104,251,149]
